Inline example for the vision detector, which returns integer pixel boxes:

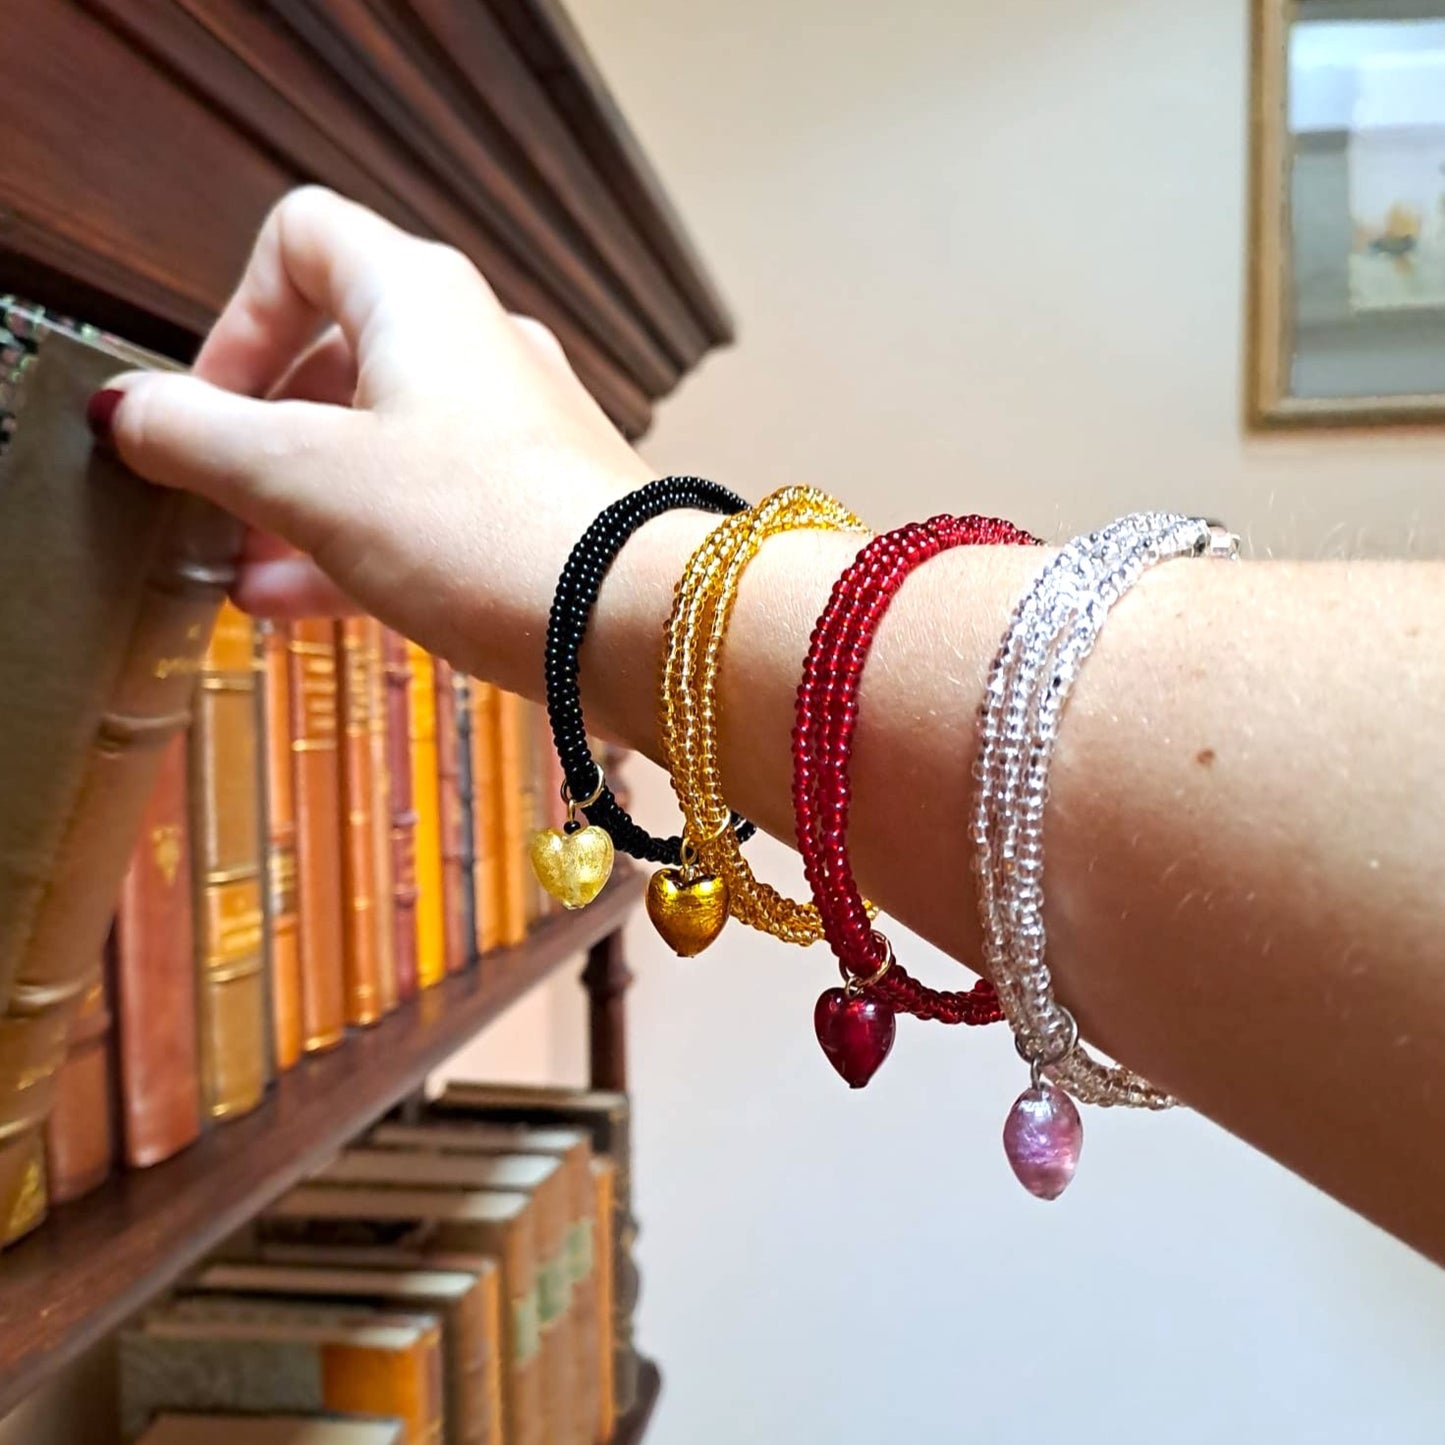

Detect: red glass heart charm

[813,988,896,1088]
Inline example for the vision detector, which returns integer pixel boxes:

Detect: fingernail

[86,387,124,445]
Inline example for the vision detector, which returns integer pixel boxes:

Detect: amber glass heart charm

[529,824,615,910]
[646,868,729,956]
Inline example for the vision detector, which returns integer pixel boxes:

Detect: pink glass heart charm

[1003,1081,1083,1199]
[814,988,896,1089]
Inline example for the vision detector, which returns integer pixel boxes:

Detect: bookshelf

[0,860,645,1421]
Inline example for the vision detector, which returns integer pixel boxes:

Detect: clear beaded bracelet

[974,511,1239,1199]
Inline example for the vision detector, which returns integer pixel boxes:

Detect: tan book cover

[592,1157,618,1440]
[139,1415,404,1445]
[337,619,384,1026]
[192,1261,491,1445]
[42,965,114,1203]
[192,601,268,1120]
[467,683,502,956]
[266,1186,541,1445]
[259,621,304,1072]
[0,316,239,1244]
[371,1121,599,1442]
[122,1296,444,1445]
[435,1083,637,1416]
[316,1149,579,1445]
[364,619,398,1015]
[407,644,445,989]
[494,692,528,947]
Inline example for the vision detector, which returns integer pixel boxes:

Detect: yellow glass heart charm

[646,867,730,956]
[529,824,615,910]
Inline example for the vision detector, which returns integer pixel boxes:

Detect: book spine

[259,623,303,1072]
[115,731,201,1167]
[365,620,398,1015]
[382,631,419,1001]
[496,693,528,948]
[42,962,114,1204]
[192,602,268,1120]
[322,1326,446,1445]
[407,644,444,989]
[453,675,478,970]
[435,661,468,977]
[541,708,569,920]
[522,704,549,925]
[0,332,240,1242]
[592,1159,617,1440]
[337,620,384,1026]
[288,620,348,1053]
[469,684,502,957]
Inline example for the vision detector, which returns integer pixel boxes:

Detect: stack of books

[120,1083,634,1445]
[0,303,621,1244]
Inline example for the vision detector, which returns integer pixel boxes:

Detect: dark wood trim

[485,0,736,346]
[583,928,634,1092]
[0,862,643,1420]
[611,1357,663,1445]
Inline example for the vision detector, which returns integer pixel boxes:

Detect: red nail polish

[86,387,124,444]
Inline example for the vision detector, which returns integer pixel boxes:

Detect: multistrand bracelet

[657,486,870,953]
[977,511,1239,1199]
[533,476,756,915]
[793,513,1039,1087]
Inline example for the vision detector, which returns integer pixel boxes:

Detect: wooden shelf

[612,1358,663,1445]
[0,861,643,1419]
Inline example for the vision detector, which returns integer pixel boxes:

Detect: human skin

[95,188,1445,1263]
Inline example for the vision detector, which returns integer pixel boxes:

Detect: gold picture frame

[1248,0,1445,428]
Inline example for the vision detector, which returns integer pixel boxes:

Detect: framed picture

[1248,0,1445,426]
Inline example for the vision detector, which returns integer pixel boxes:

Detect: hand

[94,186,652,682]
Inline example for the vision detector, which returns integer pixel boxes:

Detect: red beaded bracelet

[793,514,1039,1087]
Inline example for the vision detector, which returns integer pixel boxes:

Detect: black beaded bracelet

[543,476,758,866]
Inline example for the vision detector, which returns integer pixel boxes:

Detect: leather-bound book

[115,730,202,1167]
[495,693,528,948]
[139,1415,404,1445]
[434,662,468,977]
[519,704,546,928]
[317,1149,578,1445]
[451,674,477,969]
[191,601,268,1121]
[540,709,569,918]
[365,620,397,1015]
[468,683,502,957]
[192,1260,497,1445]
[0,319,239,1244]
[259,622,304,1072]
[591,1158,618,1441]
[381,631,419,1002]
[289,619,347,1053]
[337,619,384,1026]
[369,1122,600,1445]
[266,1186,542,1445]
[406,644,445,989]
[436,1083,638,1415]
[120,1296,444,1445]
[43,962,115,1204]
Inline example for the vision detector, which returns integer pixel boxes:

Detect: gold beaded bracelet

[652,486,870,953]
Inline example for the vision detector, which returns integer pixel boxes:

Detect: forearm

[520,514,1445,1260]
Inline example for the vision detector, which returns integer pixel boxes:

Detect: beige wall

[553,1,1445,1441]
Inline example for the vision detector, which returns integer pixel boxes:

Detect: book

[591,1158,618,1441]
[434,662,468,977]
[191,1260,498,1445]
[495,693,528,948]
[315,1149,579,1445]
[519,703,547,927]
[407,644,444,989]
[0,319,238,1244]
[139,1415,404,1445]
[289,619,348,1053]
[337,619,384,1026]
[369,1122,600,1445]
[260,621,305,1071]
[381,631,419,1001]
[43,961,114,1204]
[266,1186,542,1445]
[114,730,202,1167]
[435,1083,638,1416]
[365,620,398,1015]
[468,683,502,957]
[191,601,269,1121]
[120,1296,444,1445]
[254,1244,504,1445]
[539,708,569,919]
[452,673,477,969]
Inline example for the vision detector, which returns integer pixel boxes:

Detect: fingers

[103,369,370,553]
[233,554,359,619]
[271,326,358,406]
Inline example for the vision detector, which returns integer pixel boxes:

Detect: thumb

[92,371,369,557]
